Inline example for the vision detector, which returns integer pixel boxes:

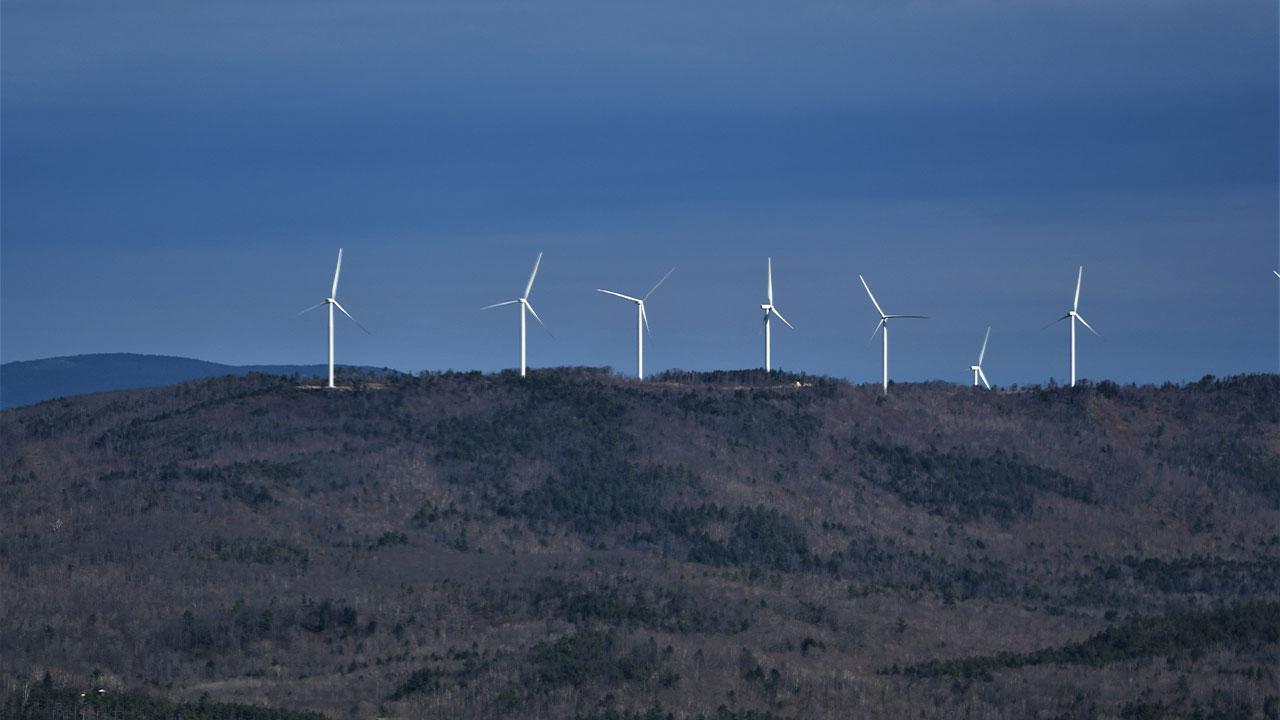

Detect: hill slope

[0,353,385,409]
[1,369,1278,719]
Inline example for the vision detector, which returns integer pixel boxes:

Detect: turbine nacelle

[762,304,793,329]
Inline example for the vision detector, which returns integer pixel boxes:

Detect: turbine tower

[761,258,794,372]
[598,267,675,380]
[481,252,548,378]
[297,248,368,389]
[969,326,992,389]
[859,275,927,394]
[1050,266,1098,387]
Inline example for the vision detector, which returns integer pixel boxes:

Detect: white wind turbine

[297,248,368,389]
[481,252,549,378]
[1049,266,1098,387]
[969,326,992,389]
[598,267,675,380]
[760,258,794,372]
[859,275,927,394]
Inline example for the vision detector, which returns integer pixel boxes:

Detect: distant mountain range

[0,353,386,409]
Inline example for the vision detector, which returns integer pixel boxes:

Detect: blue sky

[2,1,1277,385]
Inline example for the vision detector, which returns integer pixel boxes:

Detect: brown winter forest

[1,369,1278,720]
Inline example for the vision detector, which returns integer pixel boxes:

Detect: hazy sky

[3,1,1277,385]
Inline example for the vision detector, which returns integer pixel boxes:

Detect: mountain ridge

[0,352,391,409]
[1,369,1277,719]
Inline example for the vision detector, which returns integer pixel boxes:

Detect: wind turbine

[761,258,794,372]
[969,326,992,389]
[481,252,549,378]
[1050,266,1098,387]
[598,267,675,380]
[859,275,926,394]
[297,248,369,389]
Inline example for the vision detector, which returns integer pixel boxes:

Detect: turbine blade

[1073,266,1083,312]
[978,367,991,390]
[1075,314,1099,336]
[978,326,990,365]
[640,303,651,335]
[525,301,554,338]
[1042,314,1071,330]
[296,301,327,316]
[1274,270,1279,279]
[869,318,885,342]
[767,258,773,304]
[885,314,928,320]
[643,267,676,301]
[523,251,543,300]
[772,306,794,330]
[332,300,370,334]
[481,299,521,310]
[331,248,343,298]
[859,275,885,318]
[597,289,641,303]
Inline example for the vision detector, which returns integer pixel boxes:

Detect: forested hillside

[1,369,1278,720]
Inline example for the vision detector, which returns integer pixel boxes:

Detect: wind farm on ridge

[288,247,1213,393]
